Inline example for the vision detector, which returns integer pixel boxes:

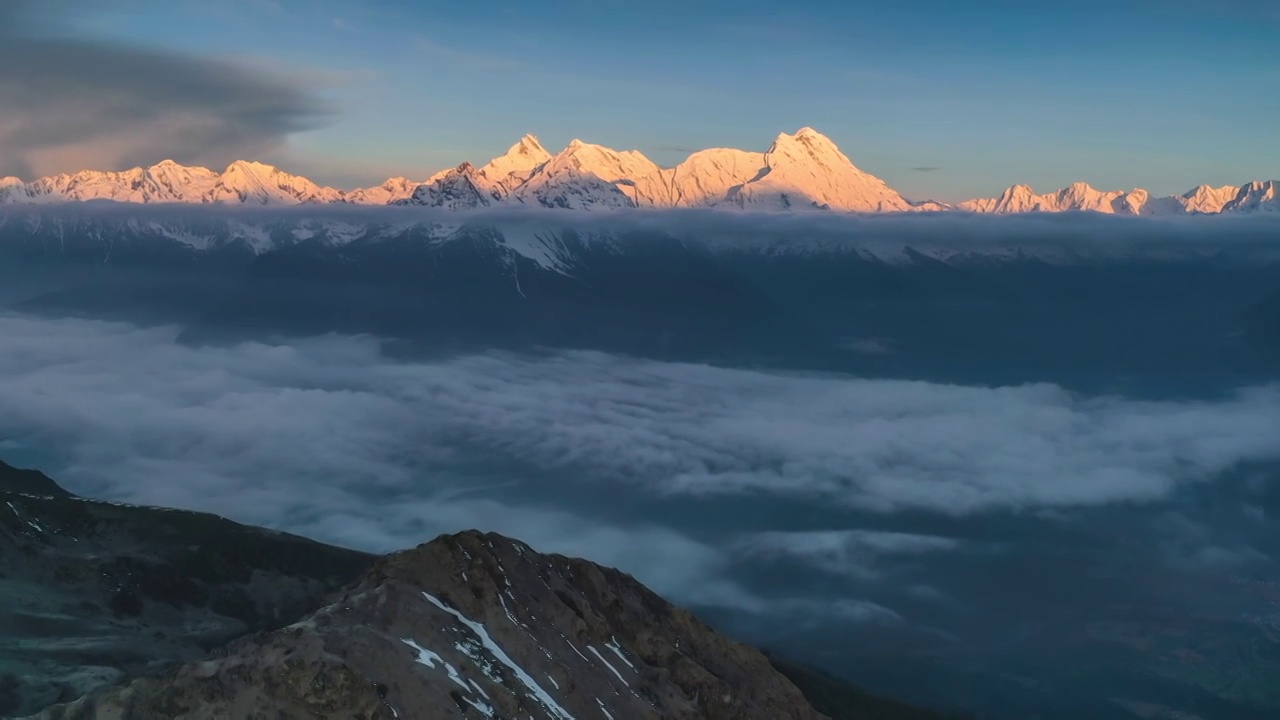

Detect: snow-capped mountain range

[1,128,1276,215]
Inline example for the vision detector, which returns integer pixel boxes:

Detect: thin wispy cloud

[735,530,962,580]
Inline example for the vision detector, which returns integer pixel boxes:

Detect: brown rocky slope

[30,530,828,719]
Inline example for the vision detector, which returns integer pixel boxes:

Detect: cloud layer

[1,312,1278,618]
[0,2,332,178]
[4,313,1279,516]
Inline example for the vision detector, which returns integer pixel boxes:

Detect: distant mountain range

[2,129,1275,215]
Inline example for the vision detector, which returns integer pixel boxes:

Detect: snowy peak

[1048,182,1127,212]
[134,160,220,203]
[722,127,911,212]
[764,127,846,169]
[543,139,660,184]
[476,134,553,195]
[399,134,556,208]
[956,180,1266,216]
[0,160,342,205]
[633,128,911,212]
[396,162,493,209]
[208,160,339,205]
[343,176,426,205]
[960,184,1044,213]
[1223,180,1280,213]
[1181,184,1240,214]
[0,178,21,204]
[631,147,767,207]
[512,164,635,210]
[509,139,659,210]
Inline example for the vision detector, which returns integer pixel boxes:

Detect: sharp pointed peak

[502,133,549,155]
[479,134,553,182]
[774,126,833,142]
[765,127,847,163]
[793,126,830,139]
[455,161,475,172]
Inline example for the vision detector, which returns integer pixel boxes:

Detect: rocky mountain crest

[31,529,827,719]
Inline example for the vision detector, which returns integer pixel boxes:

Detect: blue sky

[50,0,1280,200]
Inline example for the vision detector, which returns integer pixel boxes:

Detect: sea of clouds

[2,312,1277,622]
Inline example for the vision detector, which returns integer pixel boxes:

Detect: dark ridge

[766,652,972,720]
[0,459,72,497]
[0,456,377,716]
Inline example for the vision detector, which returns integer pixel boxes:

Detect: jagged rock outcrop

[30,530,828,720]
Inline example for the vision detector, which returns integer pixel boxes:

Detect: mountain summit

[479,133,553,190]
[720,128,912,212]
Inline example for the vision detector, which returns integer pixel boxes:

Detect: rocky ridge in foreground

[30,529,826,719]
[4,458,954,719]
[0,459,373,716]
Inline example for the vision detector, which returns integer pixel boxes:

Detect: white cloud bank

[2,313,1279,610]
